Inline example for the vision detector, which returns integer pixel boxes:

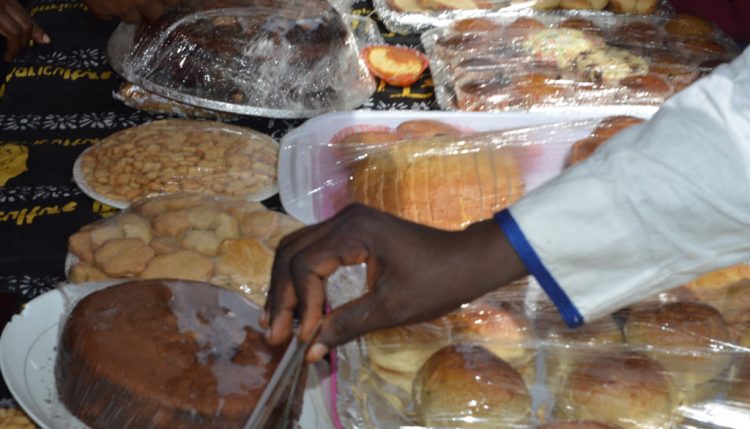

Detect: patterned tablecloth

[0,0,435,408]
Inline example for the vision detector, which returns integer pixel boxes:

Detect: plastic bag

[107,0,375,118]
[422,13,740,111]
[65,193,304,306]
[54,279,302,429]
[74,119,278,209]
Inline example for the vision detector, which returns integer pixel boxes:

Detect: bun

[450,302,534,367]
[684,263,750,312]
[512,73,573,105]
[727,328,750,403]
[624,302,732,390]
[348,132,525,230]
[366,319,451,376]
[452,18,503,33]
[591,115,644,139]
[539,422,622,429]
[413,344,531,429]
[456,78,518,111]
[665,14,713,37]
[560,0,609,10]
[720,279,750,340]
[620,74,672,99]
[556,352,676,429]
[396,120,464,139]
[649,54,698,93]
[608,0,658,14]
[506,17,546,33]
[337,131,402,145]
[534,0,561,9]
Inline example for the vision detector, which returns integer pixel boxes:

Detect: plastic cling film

[64,193,304,307]
[421,13,740,111]
[114,82,237,119]
[373,0,673,34]
[73,120,278,208]
[106,0,375,118]
[53,279,303,429]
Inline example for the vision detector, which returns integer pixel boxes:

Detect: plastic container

[373,0,673,35]
[278,109,657,226]
[106,0,376,118]
[421,13,740,111]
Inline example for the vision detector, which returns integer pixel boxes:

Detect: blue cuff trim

[494,209,584,328]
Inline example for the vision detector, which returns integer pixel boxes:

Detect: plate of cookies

[64,193,304,306]
[73,120,279,210]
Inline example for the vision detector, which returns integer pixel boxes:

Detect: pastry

[396,120,464,139]
[591,115,645,139]
[362,45,430,87]
[385,0,424,12]
[455,77,518,111]
[68,262,109,283]
[180,230,223,256]
[216,239,274,288]
[619,74,672,100]
[534,0,561,9]
[558,18,603,38]
[665,14,713,37]
[649,53,698,93]
[451,56,509,82]
[141,250,214,282]
[539,423,622,429]
[94,238,155,277]
[612,21,659,47]
[89,225,124,249]
[451,18,503,33]
[56,280,294,429]
[719,279,750,340]
[573,47,649,85]
[239,210,279,240]
[684,263,750,312]
[0,408,35,429]
[69,230,94,263]
[506,17,546,34]
[413,345,531,429]
[152,210,193,238]
[608,0,658,14]
[679,37,728,58]
[566,116,644,166]
[512,73,572,106]
[417,0,493,10]
[559,0,608,10]
[522,29,605,69]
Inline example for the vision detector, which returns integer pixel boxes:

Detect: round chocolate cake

[56,279,292,429]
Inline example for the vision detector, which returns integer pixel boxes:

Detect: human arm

[0,0,48,61]
[83,0,179,22]
[669,0,750,42]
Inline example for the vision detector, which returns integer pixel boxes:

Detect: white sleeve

[497,47,750,326]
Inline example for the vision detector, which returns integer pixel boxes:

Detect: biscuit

[94,238,155,277]
[136,198,170,218]
[150,237,182,255]
[267,215,304,247]
[239,211,279,240]
[90,225,124,249]
[214,213,240,239]
[69,262,110,283]
[216,239,274,287]
[69,230,94,262]
[186,205,223,230]
[181,230,223,256]
[141,250,214,281]
[116,213,153,244]
[152,210,192,238]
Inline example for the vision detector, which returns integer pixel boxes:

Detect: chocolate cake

[128,0,357,110]
[56,279,297,429]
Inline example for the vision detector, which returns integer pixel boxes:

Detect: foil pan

[374,0,673,34]
[107,5,378,119]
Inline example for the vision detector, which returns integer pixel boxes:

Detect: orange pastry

[620,73,672,99]
[362,45,429,87]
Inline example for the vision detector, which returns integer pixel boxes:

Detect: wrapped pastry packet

[65,193,304,306]
[107,0,375,118]
[373,0,673,34]
[422,13,740,111]
[327,261,750,428]
[73,119,278,209]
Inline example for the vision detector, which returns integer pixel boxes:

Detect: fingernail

[42,34,50,44]
[308,343,329,362]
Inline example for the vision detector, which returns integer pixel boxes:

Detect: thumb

[306,293,385,362]
[31,23,49,44]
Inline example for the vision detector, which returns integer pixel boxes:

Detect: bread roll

[556,352,676,429]
[365,319,451,376]
[624,302,733,390]
[348,133,525,230]
[566,116,644,167]
[665,14,713,37]
[450,302,534,367]
[396,120,464,139]
[685,263,750,312]
[534,0,561,9]
[560,0,608,10]
[721,279,750,341]
[539,422,622,429]
[413,344,531,428]
[608,0,658,14]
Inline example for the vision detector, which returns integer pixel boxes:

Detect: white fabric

[509,47,750,322]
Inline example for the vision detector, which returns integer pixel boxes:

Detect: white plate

[0,286,333,429]
[278,108,658,225]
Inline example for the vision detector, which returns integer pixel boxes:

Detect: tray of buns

[106,0,376,118]
[278,108,657,227]
[373,0,673,34]
[73,120,278,209]
[64,194,304,306]
[327,260,750,429]
[422,13,740,111]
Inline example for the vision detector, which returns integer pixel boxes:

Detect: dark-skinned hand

[0,0,49,61]
[84,0,179,23]
[262,204,527,362]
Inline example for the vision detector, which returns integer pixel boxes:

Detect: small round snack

[413,344,531,429]
[449,302,534,367]
[362,45,430,87]
[624,302,733,389]
[452,17,503,34]
[540,422,622,429]
[94,238,155,277]
[608,0,658,14]
[665,14,714,37]
[558,18,603,37]
[649,53,698,93]
[612,21,659,47]
[365,319,451,377]
[396,120,464,139]
[620,74,672,101]
[77,120,278,207]
[556,352,676,429]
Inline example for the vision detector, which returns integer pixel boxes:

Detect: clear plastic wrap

[373,0,673,34]
[106,0,375,118]
[53,279,303,429]
[114,82,236,119]
[327,263,750,429]
[64,193,304,306]
[73,119,278,209]
[279,112,654,230]
[421,13,740,111]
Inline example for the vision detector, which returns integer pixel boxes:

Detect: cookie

[68,262,109,283]
[141,250,214,281]
[69,230,94,263]
[181,230,223,257]
[94,238,155,277]
[216,239,274,287]
[152,210,192,238]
